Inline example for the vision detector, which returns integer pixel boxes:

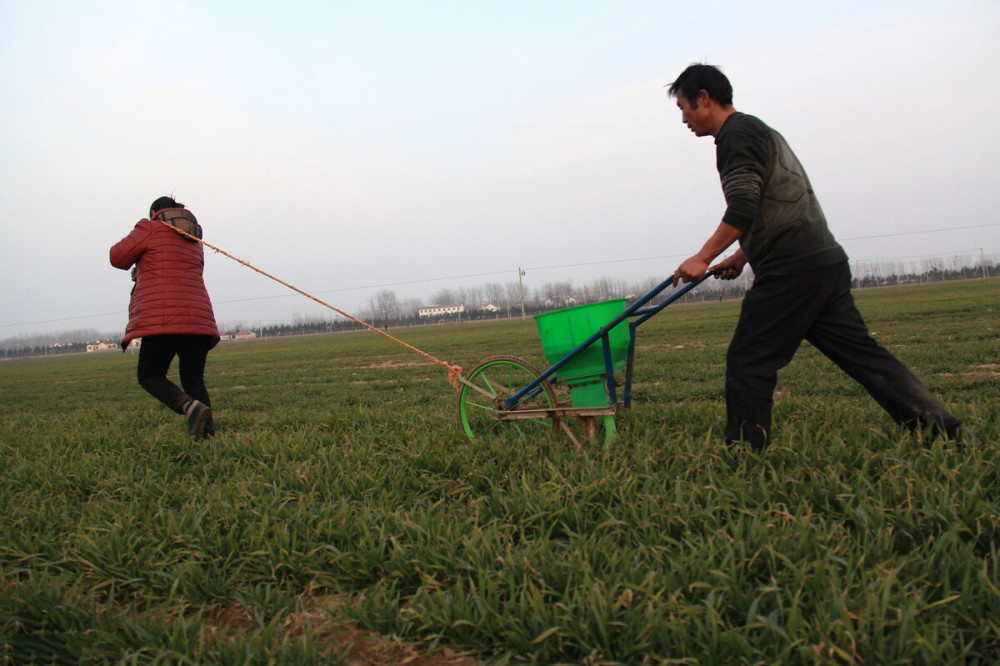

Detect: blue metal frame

[503,271,719,410]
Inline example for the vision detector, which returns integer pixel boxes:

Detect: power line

[227,223,1000,302]
[839,222,999,242]
[524,252,689,272]
[0,312,127,329]
[854,248,986,263]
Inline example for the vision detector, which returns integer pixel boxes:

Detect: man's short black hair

[668,64,733,107]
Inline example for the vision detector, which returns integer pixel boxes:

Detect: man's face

[676,91,712,137]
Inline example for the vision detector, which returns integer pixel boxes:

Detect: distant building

[481,303,501,313]
[234,330,257,340]
[418,304,465,318]
[87,338,139,352]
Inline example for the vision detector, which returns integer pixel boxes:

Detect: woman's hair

[150,196,184,216]
[668,64,733,107]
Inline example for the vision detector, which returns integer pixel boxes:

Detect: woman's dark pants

[725,262,960,451]
[136,334,214,414]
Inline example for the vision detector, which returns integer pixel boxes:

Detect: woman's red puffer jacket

[110,213,220,350]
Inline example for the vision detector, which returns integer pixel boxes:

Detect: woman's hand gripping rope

[160,221,465,389]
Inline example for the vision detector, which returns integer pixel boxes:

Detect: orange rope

[160,221,464,388]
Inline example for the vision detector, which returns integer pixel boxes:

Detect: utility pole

[518,267,527,318]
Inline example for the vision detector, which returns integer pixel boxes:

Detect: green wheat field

[2,279,998,665]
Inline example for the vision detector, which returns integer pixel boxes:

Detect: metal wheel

[458,356,557,441]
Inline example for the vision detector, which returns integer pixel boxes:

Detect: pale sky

[2,0,998,337]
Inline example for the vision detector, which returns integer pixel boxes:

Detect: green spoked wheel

[458,356,557,441]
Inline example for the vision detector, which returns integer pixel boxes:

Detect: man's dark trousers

[725,261,960,450]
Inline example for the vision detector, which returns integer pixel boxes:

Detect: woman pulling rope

[110,196,218,440]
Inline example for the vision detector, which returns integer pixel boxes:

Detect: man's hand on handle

[710,249,747,280]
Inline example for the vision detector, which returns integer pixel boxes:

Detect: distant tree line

[2,341,90,359]
[1,329,103,360]
[4,257,996,357]
[851,259,996,288]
